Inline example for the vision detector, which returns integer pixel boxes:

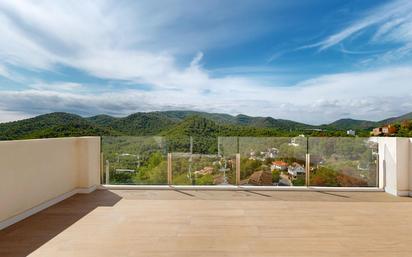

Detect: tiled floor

[1,189,412,257]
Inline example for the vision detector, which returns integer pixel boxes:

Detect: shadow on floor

[244,190,272,198]
[0,190,122,257]
[172,188,196,197]
[316,191,351,198]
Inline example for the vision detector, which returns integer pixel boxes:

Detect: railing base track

[99,184,384,192]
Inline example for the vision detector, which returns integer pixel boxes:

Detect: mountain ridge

[0,110,411,140]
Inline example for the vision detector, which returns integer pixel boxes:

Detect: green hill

[319,112,412,131]
[380,112,412,125]
[234,114,313,130]
[87,114,119,126]
[1,110,412,141]
[0,112,119,140]
[324,118,378,130]
[161,115,297,153]
[88,111,315,131]
[86,111,315,137]
[104,112,177,136]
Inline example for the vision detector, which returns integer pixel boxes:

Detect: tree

[272,171,280,183]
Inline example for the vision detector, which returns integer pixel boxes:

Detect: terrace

[1,136,412,256]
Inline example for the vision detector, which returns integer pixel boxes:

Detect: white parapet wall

[378,137,412,196]
[410,138,412,196]
[0,137,101,230]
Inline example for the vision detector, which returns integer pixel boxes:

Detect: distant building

[372,127,382,136]
[287,163,305,177]
[372,125,397,136]
[271,161,288,171]
[382,125,397,135]
[347,130,356,136]
[241,170,272,186]
[261,148,279,159]
[289,134,305,147]
[309,155,324,169]
[278,177,292,186]
[249,150,256,160]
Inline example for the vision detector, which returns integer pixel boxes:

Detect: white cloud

[0,0,280,91]
[1,66,411,124]
[0,0,275,69]
[302,0,412,59]
[190,52,204,68]
[28,82,83,92]
[0,110,30,123]
[0,64,10,78]
[0,1,411,125]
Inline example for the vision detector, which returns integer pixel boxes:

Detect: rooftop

[1,136,412,257]
[272,161,288,166]
[1,189,412,257]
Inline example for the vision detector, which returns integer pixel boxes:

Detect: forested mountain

[0,110,411,140]
[233,114,313,130]
[321,112,412,131]
[160,116,297,153]
[324,119,378,130]
[87,111,315,131]
[380,112,412,125]
[0,112,120,140]
[86,114,119,126]
[98,112,177,135]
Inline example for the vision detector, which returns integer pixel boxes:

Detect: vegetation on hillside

[391,120,412,137]
[0,112,120,140]
[102,134,378,187]
[1,110,411,141]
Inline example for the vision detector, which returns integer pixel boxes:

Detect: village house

[372,125,397,136]
[287,163,305,177]
[261,148,279,159]
[347,130,356,136]
[289,134,305,147]
[271,161,288,171]
[240,170,272,186]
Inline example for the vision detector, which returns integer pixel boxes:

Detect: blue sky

[0,0,412,124]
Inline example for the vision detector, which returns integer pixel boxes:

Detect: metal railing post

[305,153,310,187]
[236,153,241,185]
[376,153,380,188]
[167,153,172,185]
[100,153,104,184]
[105,160,110,185]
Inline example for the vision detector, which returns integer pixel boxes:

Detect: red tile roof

[272,161,288,166]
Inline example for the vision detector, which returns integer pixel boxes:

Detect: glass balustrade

[101,136,379,187]
[102,136,167,185]
[308,137,378,187]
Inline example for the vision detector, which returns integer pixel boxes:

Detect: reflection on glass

[102,136,167,185]
[172,153,236,185]
[308,137,378,187]
[101,136,379,187]
[235,136,307,186]
[172,136,236,185]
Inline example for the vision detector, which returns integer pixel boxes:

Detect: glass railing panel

[308,137,378,187]
[101,136,379,187]
[171,153,236,185]
[238,136,307,186]
[171,136,237,185]
[101,136,167,185]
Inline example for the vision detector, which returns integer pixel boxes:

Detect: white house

[288,163,305,177]
[271,161,288,171]
[347,130,356,136]
[289,135,305,147]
